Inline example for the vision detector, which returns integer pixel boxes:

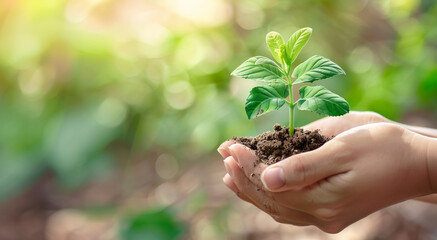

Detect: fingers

[224,156,316,226]
[228,143,267,188]
[223,156,352,231]
[217,140,236,158]
[223,174,238,193]
[223,174,254,203]
[224,156,264,201]
[260,141,348,192]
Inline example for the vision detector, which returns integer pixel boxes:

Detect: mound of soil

[232,124,331,165]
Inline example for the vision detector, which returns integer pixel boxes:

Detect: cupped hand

[219,123,433,233]
[302,111,389,136]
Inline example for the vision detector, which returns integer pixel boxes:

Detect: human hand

[220,123,434,233]
[302,111,389,136]
[297,111,437,205]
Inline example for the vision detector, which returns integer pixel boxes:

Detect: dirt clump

[232,124,331,165]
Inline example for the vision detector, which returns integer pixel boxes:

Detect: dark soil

[232,124,331,165]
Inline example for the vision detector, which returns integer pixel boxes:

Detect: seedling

[231,27,349,134]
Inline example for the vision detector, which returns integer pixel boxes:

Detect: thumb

[260,142,345,192]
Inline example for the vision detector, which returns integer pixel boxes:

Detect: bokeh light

[1,0,437,239]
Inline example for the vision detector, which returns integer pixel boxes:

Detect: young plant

[231,27,349,134]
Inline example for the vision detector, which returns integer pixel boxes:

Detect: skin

[218,111,437,233]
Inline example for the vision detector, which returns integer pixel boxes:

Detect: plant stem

[288,83,295,135]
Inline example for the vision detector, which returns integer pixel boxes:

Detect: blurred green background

[1,0,437,239]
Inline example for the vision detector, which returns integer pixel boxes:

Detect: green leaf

[286,27,312,64]
[292,55,345,85]
[231,56,286,83]
[245,84,289,119]
[266,31,287,66]
[296,86,349,116]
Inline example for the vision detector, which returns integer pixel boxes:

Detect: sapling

[231,27,349,135]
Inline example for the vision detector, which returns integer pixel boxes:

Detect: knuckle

[365,111,385,123]
[324,140,352,164]
[321,222,346,234]
[314,208,339,222]
[235,191,246,200]
[291,158,306,174]
[271,214,286,224]
[289,157,307,183]
[376,123,403,136]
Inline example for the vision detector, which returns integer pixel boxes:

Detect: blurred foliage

[1,0,437,238]
[120,208,186,240]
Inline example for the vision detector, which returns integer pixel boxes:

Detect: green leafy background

[1,0,437,239]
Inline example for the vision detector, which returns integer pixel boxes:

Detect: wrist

[424,136,437,193]
[402,129,436,196]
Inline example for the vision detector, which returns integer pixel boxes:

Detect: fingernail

[217,147,230,158]
[261,167,285,190]
[222,174,231,183]
[224,156,233,175]
[228,144,241,164]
